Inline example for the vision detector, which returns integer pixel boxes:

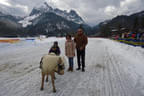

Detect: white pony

[40,53,65,92]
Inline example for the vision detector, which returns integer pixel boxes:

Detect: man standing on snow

[74,28,88,72]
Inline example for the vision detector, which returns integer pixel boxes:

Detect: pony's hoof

[40,88,43,91]
[53,90,56,93]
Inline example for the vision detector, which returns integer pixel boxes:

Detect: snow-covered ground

[0,38,144,96]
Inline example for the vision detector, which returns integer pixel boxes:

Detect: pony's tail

[39,57,44,69]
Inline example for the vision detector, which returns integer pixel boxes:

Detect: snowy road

[0,38,144,96]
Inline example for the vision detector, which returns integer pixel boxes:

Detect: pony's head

[55,56,65,75]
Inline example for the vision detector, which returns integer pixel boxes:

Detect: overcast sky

[0,0,144,26]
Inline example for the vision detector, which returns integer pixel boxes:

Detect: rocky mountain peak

[29,2,84,24]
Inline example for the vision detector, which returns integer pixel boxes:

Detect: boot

[76,67,81,70]
[71,67,73,72]
[67,67,71,72]
[82,68,85,72]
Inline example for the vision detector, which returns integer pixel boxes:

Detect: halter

[56,63,65,73]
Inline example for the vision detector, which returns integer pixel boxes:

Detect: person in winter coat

[65,34,75,72]
[74,28,88,72]
[49,41,61,56]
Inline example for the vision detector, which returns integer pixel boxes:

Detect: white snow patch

[18,14,40,27]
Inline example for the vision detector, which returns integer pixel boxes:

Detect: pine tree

[133,17,139,33]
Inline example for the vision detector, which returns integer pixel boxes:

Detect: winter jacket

[65,40,75,57]
[74,34,88,50]
[49,46,61,55]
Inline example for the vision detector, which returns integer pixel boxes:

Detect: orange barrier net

[0,39,20,43]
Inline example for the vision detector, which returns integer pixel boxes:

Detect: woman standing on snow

[65,34,75,72]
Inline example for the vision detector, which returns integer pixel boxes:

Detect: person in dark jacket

[74,28,88,72]
[49,41,61,56]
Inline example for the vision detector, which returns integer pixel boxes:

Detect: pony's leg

[54,73,56,80]
[40,73,45,90]
[46,75,48,82]
[51,72,56,92]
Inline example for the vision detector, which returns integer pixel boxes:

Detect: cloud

[120,0,138,7]
[0,0,43,16]
[0,3,29,16]
[46,0,144,25]
[0,0,144,25]
[104,0,144,18]
[0,0,11,6]
[15,4,29,13]
[104,6,117,16]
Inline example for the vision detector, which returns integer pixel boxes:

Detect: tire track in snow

[104,47,127,96]
[103,41,143,96]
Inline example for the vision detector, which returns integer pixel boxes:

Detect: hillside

[95,11,144,37]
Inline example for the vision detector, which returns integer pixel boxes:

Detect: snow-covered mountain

[27,12,81,36]
[18,14,40,28]
[32,2,84,24]
[16,2,92,37]
[19,2,84,28]
[30,2,53,16]
[0,2,93,37]
[53,9,84,24]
